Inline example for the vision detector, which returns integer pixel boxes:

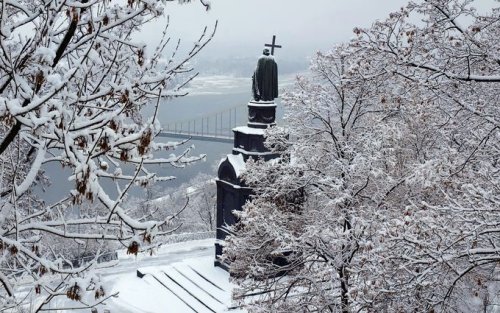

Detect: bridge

[158,103,248,143]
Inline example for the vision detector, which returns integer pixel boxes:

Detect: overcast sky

[140,0,410,59]
[137,0,497,74]
[135,0,498,76]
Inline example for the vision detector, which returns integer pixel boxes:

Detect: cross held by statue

[265,35,282,56]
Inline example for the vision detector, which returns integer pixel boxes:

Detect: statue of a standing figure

[252,48,278,101]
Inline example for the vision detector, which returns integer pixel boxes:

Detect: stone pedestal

[215,100,279,268]
[247,100,277,128]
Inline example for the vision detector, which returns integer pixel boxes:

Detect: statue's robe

[252,55,278,101]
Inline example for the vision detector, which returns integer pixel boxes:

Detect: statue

[252,48,278,101]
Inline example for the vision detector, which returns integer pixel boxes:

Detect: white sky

[140,0,498,68]
[138,0,498,61]
[141,0,411,59]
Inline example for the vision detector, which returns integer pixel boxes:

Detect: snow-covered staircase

[140,265,227,312]
[107,240,244,312]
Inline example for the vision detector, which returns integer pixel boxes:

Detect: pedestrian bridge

[159,103,246,143]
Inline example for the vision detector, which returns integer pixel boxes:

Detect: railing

[163,104,246,139]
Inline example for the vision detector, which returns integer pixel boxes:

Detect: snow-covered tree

[184,173,216,232]
[353,0,500,310]
[133,172,216,233]
[225,0,499,312]
[0,0,215,310]
[225,44,399,312]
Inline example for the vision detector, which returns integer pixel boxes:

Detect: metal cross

[264,35,282,56]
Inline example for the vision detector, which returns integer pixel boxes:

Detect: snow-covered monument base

[215,100,280,268]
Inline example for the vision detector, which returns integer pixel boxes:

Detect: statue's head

[263,48,270,56]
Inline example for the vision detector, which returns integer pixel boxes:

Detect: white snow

[232,126,265,136]
[232,148,275,157]
[26,239,244,313]
[226,154,246,178]
[248,100,276,107]
[109,239,243,312]
[247,122,275,127]
[15,144,46,197]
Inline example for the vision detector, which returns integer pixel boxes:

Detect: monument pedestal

[215,101,279,268]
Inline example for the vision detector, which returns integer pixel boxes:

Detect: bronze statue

[252,48,278,101]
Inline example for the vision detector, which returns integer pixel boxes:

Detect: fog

[138,0,497,76]
[140,0,410,74]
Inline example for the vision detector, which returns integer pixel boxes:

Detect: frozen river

[37,73,290,205]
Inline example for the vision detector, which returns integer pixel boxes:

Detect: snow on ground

[110,255,240,313]
[107,239,243,313]
[26,239,244,313]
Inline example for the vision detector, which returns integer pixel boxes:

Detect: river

[38,86,285,204]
